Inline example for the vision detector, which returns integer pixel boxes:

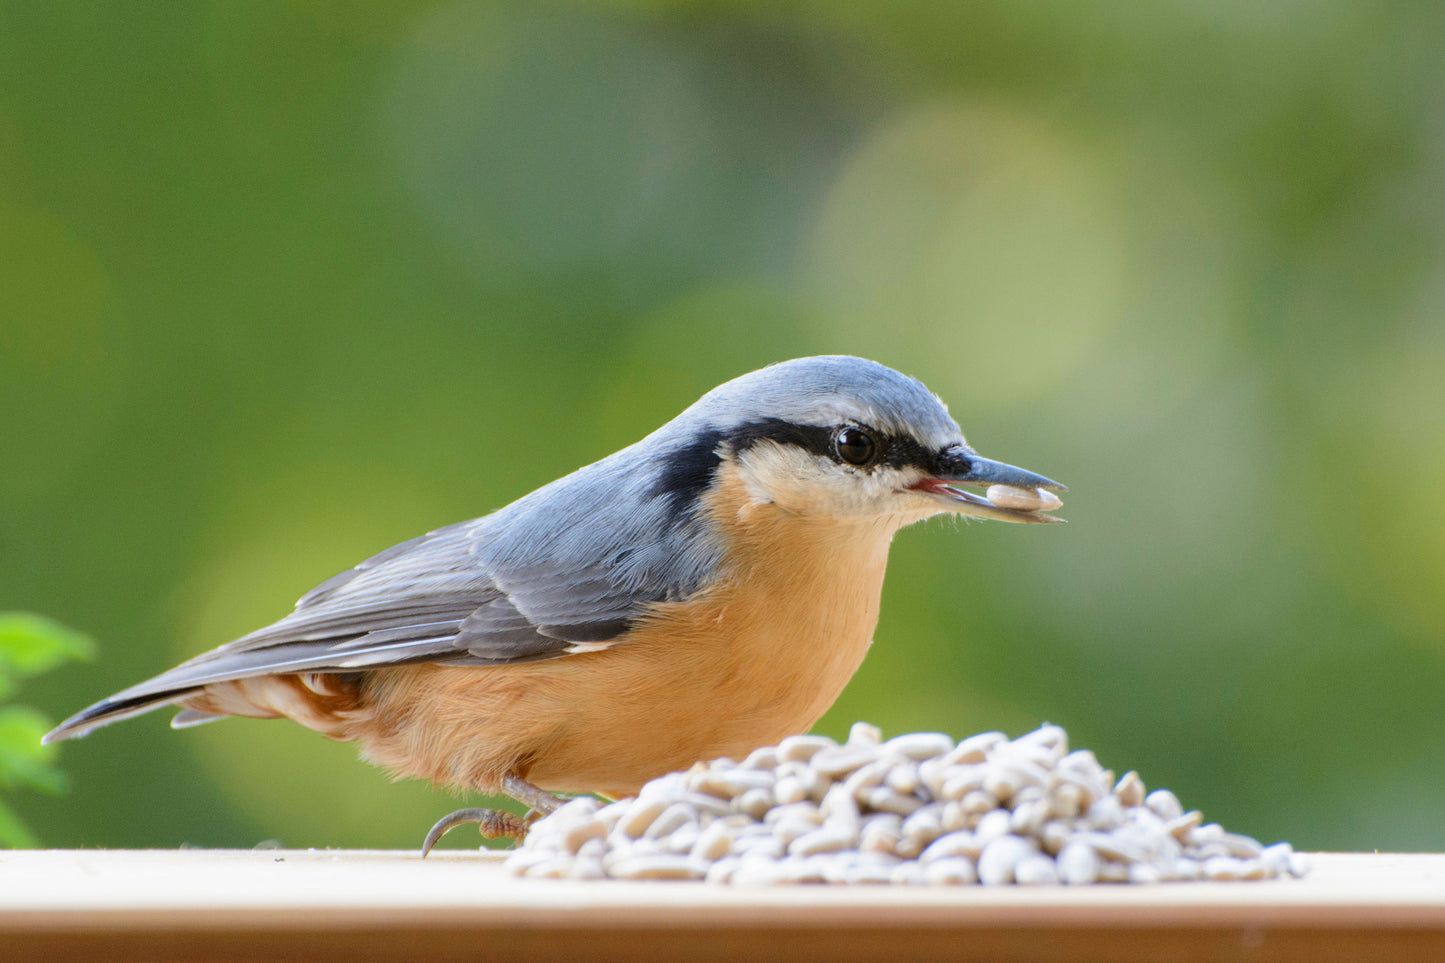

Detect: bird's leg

[419,774,566,857]
[501,773,565,816]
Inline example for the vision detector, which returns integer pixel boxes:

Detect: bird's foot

[420,775,567,857]
[421,807,531,857]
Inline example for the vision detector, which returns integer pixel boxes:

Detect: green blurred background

[3,1,1443,853]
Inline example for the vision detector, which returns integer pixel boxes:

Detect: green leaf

[0,706,65,794]
[0,797,39,849]
[0,612,96,698]
[0,613,96,678]
[0,607,94,673]
[0,614,92,847]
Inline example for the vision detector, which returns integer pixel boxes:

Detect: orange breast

[226,463,904,798]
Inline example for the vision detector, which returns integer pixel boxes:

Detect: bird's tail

[43,687,202,744]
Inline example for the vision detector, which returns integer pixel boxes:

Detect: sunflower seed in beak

[985,485,1064,513]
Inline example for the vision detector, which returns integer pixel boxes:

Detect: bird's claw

[420,807,531,857]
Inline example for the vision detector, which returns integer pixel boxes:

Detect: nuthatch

[46,356,1064,850]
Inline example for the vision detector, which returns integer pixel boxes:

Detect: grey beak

[942,452,1067,493]
[911,446,1067,524]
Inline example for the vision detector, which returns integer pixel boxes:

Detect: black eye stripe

[878,434,940,471]
[650,426,728,524]
[726,418,946,473]
[726,418,835,459]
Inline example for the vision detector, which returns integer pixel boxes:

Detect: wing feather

[45,431,729,742]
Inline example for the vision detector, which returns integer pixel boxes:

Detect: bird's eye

[834,426,876,466]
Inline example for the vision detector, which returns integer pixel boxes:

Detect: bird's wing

[171,517,659,683]
[46,431,731,743]
[234,517,646,666]
[44,509,690,741]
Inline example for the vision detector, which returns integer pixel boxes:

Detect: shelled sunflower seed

[504,723,1311,885]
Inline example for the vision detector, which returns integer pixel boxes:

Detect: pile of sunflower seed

[505,723,1309,885]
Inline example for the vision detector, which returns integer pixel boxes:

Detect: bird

[45,355,1064,852]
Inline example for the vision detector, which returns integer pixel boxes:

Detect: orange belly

[352,468,902,797]
[193,464,907,798]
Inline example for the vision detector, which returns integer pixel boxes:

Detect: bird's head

[660,356,1065,529]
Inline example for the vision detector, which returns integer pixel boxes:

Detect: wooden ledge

[1,850,1442,961]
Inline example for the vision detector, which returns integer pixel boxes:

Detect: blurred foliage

[3,1,1443,851]
[0,614,94,846]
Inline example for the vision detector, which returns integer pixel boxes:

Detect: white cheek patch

[733,444,831,506]
[858,465,920,501]
[735,445,930,519]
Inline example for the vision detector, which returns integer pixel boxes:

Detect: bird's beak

[909,446,1068,524]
